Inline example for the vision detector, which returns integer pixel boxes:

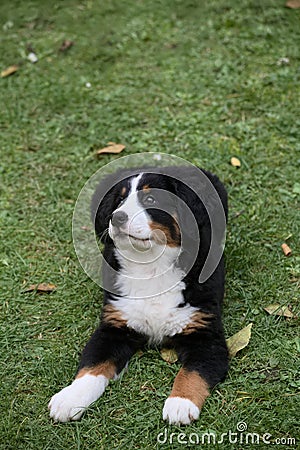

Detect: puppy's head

[92,170,184,255]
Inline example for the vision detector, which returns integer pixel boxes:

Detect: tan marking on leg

[149,221,181,247]
[102,304,127,328]
[169,368,209,409]
[76,361,116,379]
[181,311,213,335]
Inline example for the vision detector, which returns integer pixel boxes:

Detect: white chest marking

[111,173,196,343]
[115,293,196,344]
[114,254,196,343]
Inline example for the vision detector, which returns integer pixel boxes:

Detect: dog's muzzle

[111,211,128,228]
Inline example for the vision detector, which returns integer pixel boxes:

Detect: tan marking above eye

[142,184,151,192]
[76,361,116,379]
[121,186,127,196]
[169,368,209,409]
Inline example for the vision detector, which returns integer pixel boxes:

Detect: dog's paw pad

[162,397,200,425]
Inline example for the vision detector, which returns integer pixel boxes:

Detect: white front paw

[48,374,109,422]
[163,397,200,425]
[48,384,86,422]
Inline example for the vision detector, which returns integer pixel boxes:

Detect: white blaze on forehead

[129,173,143,194]
[114,173,151,239]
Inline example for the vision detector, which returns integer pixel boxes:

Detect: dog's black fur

[79,166,228,393]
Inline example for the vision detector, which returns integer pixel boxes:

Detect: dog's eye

[143,195,156,206]
[116,195,125,206]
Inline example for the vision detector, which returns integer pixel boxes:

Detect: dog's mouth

[129,234,151,242]
[116,231,151,243]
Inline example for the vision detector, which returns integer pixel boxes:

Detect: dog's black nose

[111,211,128,227]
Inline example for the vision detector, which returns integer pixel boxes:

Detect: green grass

[1,0,299,449]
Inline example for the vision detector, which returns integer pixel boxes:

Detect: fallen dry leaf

[96,143,126,156]
[226,323,253,358]
[281,243,292,256]
[264,304,294,318]
[286,0,300,8]
[59,40,74,52]
[25,283,56,293]
[80,225,91,231]
[160,348,178,364]
[230,156,241,168]
[1,64,19,78]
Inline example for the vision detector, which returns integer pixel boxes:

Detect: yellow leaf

[230,156,241,167]
[160,348,178,364]
[286,0,300,8]
[264,304,294,318]
[281,243,292,256]
[1,64,19,78]
[226,323,253,358]
[96,143,126,156]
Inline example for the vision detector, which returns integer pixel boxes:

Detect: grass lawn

[1,0,299,448]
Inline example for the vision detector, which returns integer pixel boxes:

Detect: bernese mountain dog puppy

[49,165,228,425]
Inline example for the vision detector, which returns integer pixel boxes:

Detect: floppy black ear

[169,168,228,279]
[91,172,123,241]
[91,187,114,241]
[201,168,228,221]
[171,168,227,241]
[170,176,206,243]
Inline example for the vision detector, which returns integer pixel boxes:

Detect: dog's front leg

[163,332,228,425]
[48,324,142,422]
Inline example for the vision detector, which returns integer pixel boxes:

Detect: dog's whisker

[98,228,109,242]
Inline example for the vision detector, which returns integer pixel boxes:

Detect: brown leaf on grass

[286,0,300,8]
[281,243,292,256]
[230,156,241,167]
[264,304,294,318]
[226,323,253,358]
[160,348,178,364]
[59,40,74,52]
[80,225,91,231]
[1,65,19,78]
[25,283,56,293]
[96,143,126,156]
